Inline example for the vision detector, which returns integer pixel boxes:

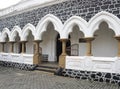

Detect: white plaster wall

[66,56,120,73]
[70,26,86,56]
[92,22,118,57]
[0,53,33,64]
[4,37,9,53]
[14,36,20,53]
[26,32,34,54]
[4,43,9,53]
[14,43,19,53]
[41,25,58,62]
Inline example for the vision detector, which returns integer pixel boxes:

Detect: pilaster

[59,39,68,68]
[33,40,42,65]
[84,37,95,56]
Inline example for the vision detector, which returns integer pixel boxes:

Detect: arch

[21,23,36,41]
[40,22,58,62]
[61,16,87,39]
[10,26,22,41]
[92,22,118,57]
[26,30,34,54]
[35,14,63,40]
[88,11,120,37]
[1,28,10,42]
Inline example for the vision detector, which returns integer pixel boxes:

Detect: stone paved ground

[0,66,119,89]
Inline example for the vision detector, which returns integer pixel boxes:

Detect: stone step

[35,67,57,73]
[38,65,58,69]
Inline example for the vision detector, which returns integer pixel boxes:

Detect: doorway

[56,34,71,62]
[56,34,62,62]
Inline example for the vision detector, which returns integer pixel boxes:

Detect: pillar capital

[8,41,15,43]
[115,36,120,41]
[33,40,42,43]
[0,42,6,44]
[84,37,95,41]
[20,41,28,43]
[59,39,69,42]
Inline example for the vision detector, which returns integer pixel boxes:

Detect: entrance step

[35,63,58,73]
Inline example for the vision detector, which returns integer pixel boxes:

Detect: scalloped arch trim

[0,11,120,42]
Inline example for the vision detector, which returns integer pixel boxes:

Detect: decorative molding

[88,11,120,37]
[36,14,63,40]
[0,0,67,19]
[0,11,120,42]
[61,16,87,39]
[22,23,36,41]
[10,26,22,41]
[1,28,10,42]
[62,11,120,38]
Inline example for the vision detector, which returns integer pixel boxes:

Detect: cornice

[0,0,67,19]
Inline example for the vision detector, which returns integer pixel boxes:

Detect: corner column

[9,41,15,53]
[85,37,95,56]
[1,42,5,52]
[59,39,68,68]
[21,41,27,53]
[33,40,42,65]
[115,36,120,57]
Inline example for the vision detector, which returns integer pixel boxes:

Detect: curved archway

[26,30,34,54]
[62,16,87,39]
[92,22,117,57]
[21,23,36,41]
[1,28,10,42]
[88,11,120,37]
[40,22,58,62]
[1,28,10,53]
[10,26,22,41]
[36,14,63,40]
[70,25,85,56]
[14,33,21,53]
[3,34,9,53]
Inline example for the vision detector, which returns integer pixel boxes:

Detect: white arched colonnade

[0,11,120,70]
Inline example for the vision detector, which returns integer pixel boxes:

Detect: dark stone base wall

[62,69,120,86]
[0,61,37,70]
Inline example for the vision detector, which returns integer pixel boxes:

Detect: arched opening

[14,33,21,53]
[41,22,58,62]
[56,34,62,62]
[69,25,85,56]
[4,35,9,53]
[66,35,71,55]
[92,22,117,57]
[26,31,34,54]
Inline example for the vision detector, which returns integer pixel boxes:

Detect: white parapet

[23,54,33,64]
[0,53,33,64]
[66,56,120,74]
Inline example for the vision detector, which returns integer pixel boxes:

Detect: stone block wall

[62,69,120,86]
[0,61,37,70]
[0,0,120,31]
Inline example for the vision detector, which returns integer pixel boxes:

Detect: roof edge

[0,0,67,19]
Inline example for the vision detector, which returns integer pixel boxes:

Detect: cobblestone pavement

[0,66,119,89]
